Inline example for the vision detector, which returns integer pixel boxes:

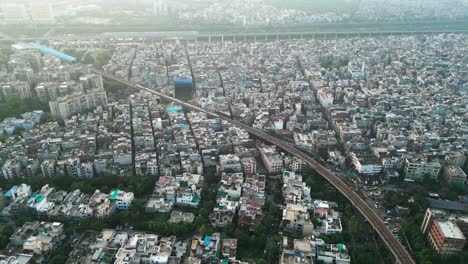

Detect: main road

[1,29,468,43]
[90,67,415,264]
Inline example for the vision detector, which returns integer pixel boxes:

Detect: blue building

[175,78,194,101]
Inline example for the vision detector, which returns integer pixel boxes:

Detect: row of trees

[225,199,282,263]
[0,95,49,120]
[0,225,15,250]
[104,79,133,101]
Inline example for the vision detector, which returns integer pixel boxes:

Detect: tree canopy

[0,95,49,121]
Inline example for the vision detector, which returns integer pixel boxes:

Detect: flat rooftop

[437,220,465,240]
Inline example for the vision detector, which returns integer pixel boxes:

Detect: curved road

[90,67,415,264]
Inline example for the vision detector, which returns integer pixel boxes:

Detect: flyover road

[90,67,415,264]
[0,29,467,43]
[0,32,15,42]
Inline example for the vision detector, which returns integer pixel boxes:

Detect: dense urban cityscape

[0,1,467,264]
[1,0,468,26]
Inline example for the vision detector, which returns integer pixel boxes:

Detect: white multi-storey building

[49,90,107,120]
[259,146,284,174]
[404,155,442,181]
[40,160,56,177]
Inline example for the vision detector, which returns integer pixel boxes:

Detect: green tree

[199,224,212,235]
[445,190,458,201]
[94,50,113,69]
[0,134,8,143]
[382,190,405,209]
[0,95,49,120]
[48,241,72,264]
[77,218,104,232]
[318,147,330,161]
[49,255,68,264]
[0,225,15,250]
[71,181,95,194]
[15,209,36,226]
[104,79,132,101]
[319,233,345,244]
[421,173,439,191]
[351,242,378,264]
[0,235,9,250]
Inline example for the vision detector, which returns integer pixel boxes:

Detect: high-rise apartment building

[49,90,107,120]
[30,0,55,24]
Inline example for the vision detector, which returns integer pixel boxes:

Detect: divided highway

[1,29,468,43]
[91,67,416,264]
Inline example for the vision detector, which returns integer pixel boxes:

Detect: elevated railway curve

[90,67,416,264]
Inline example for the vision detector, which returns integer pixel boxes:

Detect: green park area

[0,96,49,121]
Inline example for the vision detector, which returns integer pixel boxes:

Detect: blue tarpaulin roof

[166,106,182,113]
[5,185,17,197]
[109,189,120,201]
[204,236,211,246]
[29,43,77,63]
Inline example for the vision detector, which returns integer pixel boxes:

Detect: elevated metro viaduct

[89,67,416,264]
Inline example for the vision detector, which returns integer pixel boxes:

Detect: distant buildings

[30,0,55,24]
[0,0,55,24]
[153,0,170,16]
[1,3,29,23]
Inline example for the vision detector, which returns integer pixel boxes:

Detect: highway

[89,67,416,264]
[1,29,467,43]
[0,32,14,42]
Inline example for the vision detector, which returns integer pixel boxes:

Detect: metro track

[90,67,416,264]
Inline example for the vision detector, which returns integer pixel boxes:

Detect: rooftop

[437,220,466,240]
